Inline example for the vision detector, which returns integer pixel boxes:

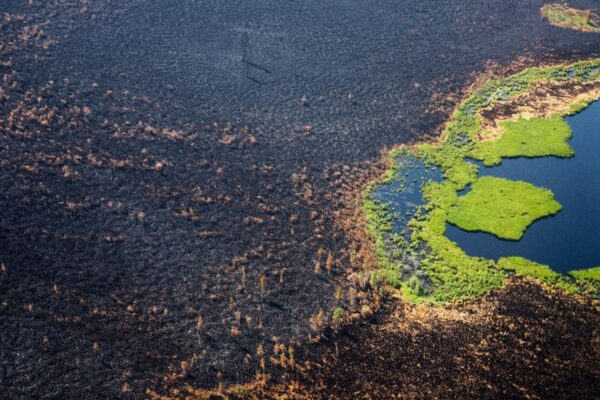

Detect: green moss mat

[447,177,562,240]
[472,115,574,166]
[569,267,600,294]
[365,59,600,303]
[498,257,577,293]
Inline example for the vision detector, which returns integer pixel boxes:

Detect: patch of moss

[364,59,600,303]
[569,266,600,293]
[472,115,574,166]
[363,193,404,287]
[403,184,504,303]
[541,4,600,33]
[332,306,345,323]
[408,212,504,303]
[230,385,249,397]
[447,176,562,240]
[498,257,577,293]
[570,266,600,281]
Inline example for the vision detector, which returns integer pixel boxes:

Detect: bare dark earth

[1,1,600,399]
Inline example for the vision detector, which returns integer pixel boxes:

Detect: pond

[445,101,600,274]
[371,157,442,240]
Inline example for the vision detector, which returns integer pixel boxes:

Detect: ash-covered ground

[248,278,600,400]
[1,0,599,398]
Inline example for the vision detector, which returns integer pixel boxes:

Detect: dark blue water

[372,157,442,238]
[445,101,600,273]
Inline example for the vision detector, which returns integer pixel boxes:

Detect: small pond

[371,157,442,239]
[445,100,600,273]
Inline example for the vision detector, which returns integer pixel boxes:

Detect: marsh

[446,100,600,273]
[1,0,600,398]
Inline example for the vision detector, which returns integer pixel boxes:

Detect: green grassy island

[365,60,600,303]
[447,176,562,240]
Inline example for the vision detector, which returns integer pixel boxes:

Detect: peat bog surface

[1,0,600,398]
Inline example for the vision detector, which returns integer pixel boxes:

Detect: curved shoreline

[365,59,600,303]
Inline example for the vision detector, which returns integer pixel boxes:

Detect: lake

[445,101,600,273]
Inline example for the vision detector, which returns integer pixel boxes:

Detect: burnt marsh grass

[446,176,562,241]
[541,3,600,33]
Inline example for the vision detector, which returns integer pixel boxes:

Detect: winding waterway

[446,101,600,273]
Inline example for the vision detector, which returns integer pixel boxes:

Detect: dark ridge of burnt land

[1,0,600,398]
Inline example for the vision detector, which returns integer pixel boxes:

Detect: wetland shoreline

[363,59,600,303]
[2,1,600,398]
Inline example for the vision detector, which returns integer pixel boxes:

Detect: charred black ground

[1,1,600,399]
[251,278,600,400]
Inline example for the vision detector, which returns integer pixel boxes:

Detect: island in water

[366,60,600,303]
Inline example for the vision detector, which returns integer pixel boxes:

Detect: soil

[1,1,600,399]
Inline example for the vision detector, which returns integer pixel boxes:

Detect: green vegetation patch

[472,115,574,166]
[447,176,562,240]
[498,257,577,293]
[569,266,600,294]
[570,266,600,282]
[332,306,345,323]
[541,4,600,33]
[364,59,600,303]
